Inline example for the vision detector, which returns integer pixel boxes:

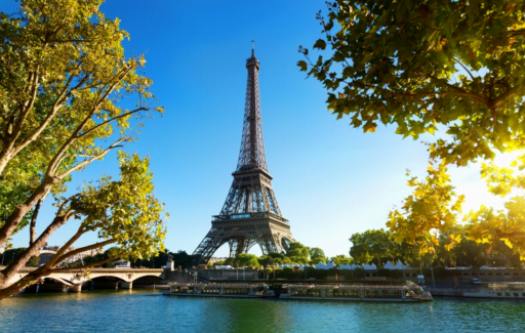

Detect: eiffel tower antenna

[193,49,293,263]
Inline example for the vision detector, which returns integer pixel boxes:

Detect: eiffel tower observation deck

[193,49,293,263]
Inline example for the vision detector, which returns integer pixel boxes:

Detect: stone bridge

[1,266,164,292]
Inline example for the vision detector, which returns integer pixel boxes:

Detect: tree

[450,238,488,268]
[171,251,195,270]
[309,247,327,264]
[0,0,165,298]
[132,250,171,269]
[387,159,463,273]
[300,0,525,165]
[285,242,310,264]
[349,229,397,269]
[234,253,260,269]
[481,153,525,196]
[331,255,352,266]
[258,252,290,268]
[465,197,525,264]
[0,153,165,297]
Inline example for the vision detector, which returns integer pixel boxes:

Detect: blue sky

[5,0,508,256]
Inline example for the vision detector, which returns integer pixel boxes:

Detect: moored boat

[279,282,432,302]
[167,281,432,302]
[168,283,275,298]
[462,282,525,299]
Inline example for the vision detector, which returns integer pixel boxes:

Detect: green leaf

[313,38,327,50]
[297,60,308,71]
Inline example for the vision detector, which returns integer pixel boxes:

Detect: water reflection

[199,299,292,333]
[1,293,525,333]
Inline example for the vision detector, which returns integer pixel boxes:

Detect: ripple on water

[1,293,524,333]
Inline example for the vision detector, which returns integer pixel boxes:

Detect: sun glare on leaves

[451,149,525,217]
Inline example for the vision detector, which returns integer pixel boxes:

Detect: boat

[462,282,525,299]
[167,282,275,298]
[167,281,432,302]
[279,282,432,302]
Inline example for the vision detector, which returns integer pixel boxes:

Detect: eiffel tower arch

[193,49,294,263]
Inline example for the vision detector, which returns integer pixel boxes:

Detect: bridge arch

[42,276,74,287]
[82,275,130,291]
[130,273,163,282]
[84,273,133,283]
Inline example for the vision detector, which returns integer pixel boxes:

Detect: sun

[450,149,525,215]
[492,149,525,168]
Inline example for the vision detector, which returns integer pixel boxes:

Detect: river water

[0,292,524,332]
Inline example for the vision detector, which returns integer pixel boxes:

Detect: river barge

[167,282,432,302]
[462,282,525,300]
[168,283,275,298]
[280,283,432,302]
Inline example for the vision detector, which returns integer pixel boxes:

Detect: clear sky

[5,0,510,257]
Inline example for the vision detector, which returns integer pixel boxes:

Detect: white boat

[462,282,525,299]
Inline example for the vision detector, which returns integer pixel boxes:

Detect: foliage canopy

[0,0,166,298]
[301,0,525,165]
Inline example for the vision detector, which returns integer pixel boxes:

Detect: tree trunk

[430,265,436,288]
[0,215,67,288]
[29,200,42,246]
[0,179,54,247]
[0,152,12,177]
[0,266,50,299]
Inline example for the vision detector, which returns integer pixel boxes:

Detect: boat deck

[167,282,432,302]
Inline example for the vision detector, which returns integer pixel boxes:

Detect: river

[0,292,524,332]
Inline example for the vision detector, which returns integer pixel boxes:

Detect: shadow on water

[198,298,292,333]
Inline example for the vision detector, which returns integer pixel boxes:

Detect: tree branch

[0,67,132,247]
[454,58,475,81]
[10,74,87,159]
[55,238,116,266]
[0,178,56,247]
[0,67,40,175]
[493,85,524,109]
[0,265,51,299]
[13,66,41,140]
[46,65,132,176]
[40,225,86,269]
[0,209,73,284]
[28,199,42,246]
[76,107,148,139]
[53,256,117,272]
[57,138,127,180]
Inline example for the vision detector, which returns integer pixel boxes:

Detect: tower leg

[229,238,255,257]
[193,230,224,264]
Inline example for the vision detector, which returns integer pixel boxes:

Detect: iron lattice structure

[193,50,293,263]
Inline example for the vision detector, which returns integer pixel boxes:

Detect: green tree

[387,159,463,275]
[0,0,165,298]
[309,247,327,264]
[331,255,352,266]
[300,0,525,165]
[481,153,525,196]
[285,242,310,264]
[450,239,488,268]
[132,250,171,269]
[465,197,525,264]
[234,253,260,269]
[171,251,195,270]
[349,229,397,269]
[258,253,287,268]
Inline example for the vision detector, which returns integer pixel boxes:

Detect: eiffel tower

[193,49,293,263]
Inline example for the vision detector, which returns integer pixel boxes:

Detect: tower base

[193,212,292,263]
